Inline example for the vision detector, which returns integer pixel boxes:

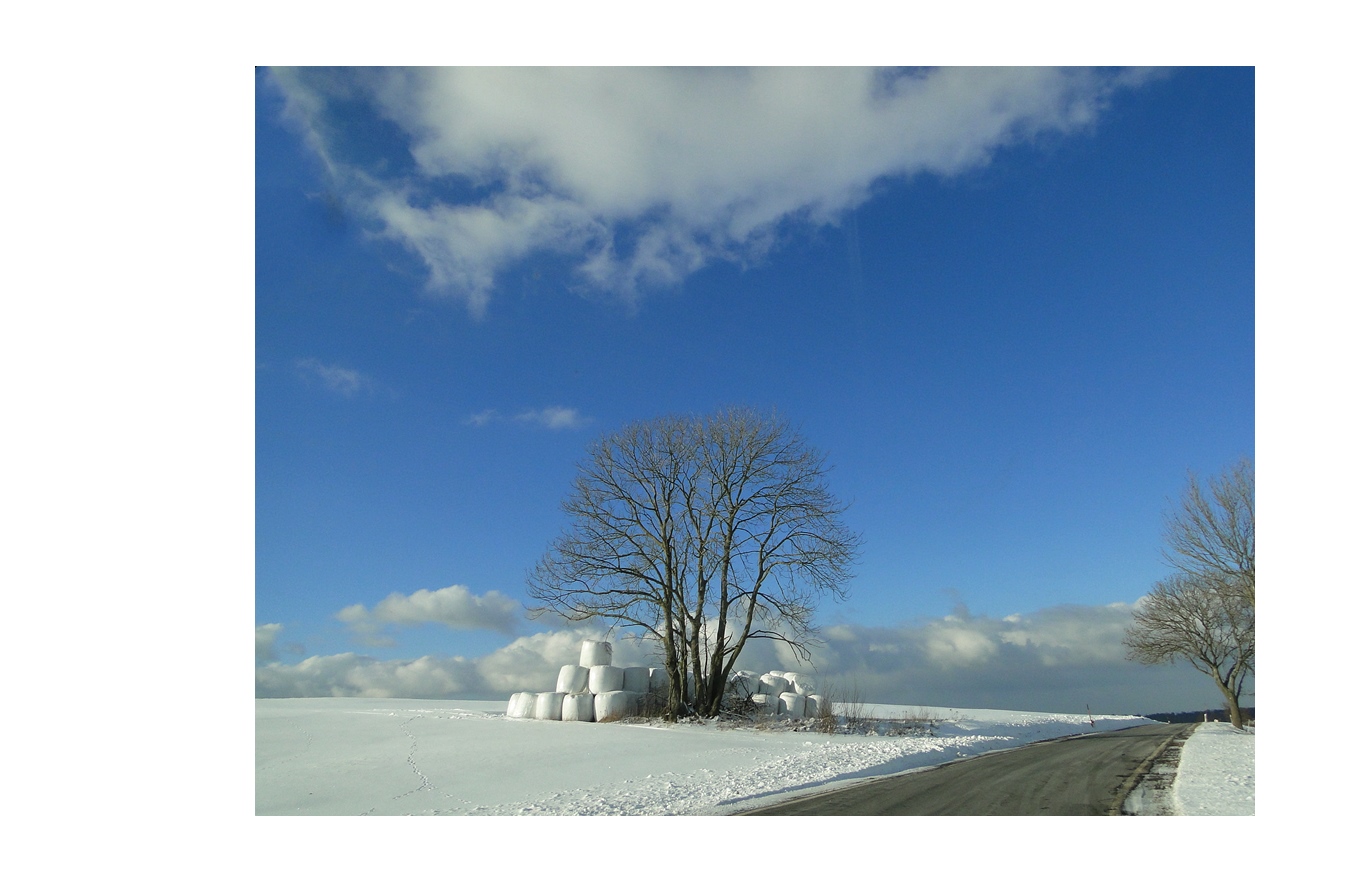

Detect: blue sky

[255,67,1254,713]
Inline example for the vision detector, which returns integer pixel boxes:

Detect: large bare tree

[527,408,860,719]
[1124,573,1254,728]
[1125,458,1255,727]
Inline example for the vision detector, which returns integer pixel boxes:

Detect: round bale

[579,640,613,668]
[509,692,537,720]
[588,664,625,694]
[779,692,807,721]
[534,691,565,721]
[729,671,761,698]
[556,664,589,694]
[751,693,781,717]
[562,692,595,722]
[594,690,638,722]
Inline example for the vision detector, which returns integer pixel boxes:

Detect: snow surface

[256,698,1251,816]
[1173,721,1254,815]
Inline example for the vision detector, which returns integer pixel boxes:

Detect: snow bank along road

[741,723,1194,815]
[255,698,1152,816]
[1171,722,1254,815]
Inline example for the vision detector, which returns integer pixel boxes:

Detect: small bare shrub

[717,692,758,723]
[831,678,870,728]
[882,707,940,736]
[813,694,837,733]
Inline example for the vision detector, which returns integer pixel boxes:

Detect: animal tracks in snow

[391,715,435,803]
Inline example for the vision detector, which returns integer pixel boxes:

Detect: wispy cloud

[267,67,1159,317]
[514,406,586,430]
[466,405,589,430]
[466,409,501,427]
[295,357,376,397]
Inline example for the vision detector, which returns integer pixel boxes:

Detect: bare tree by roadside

[527,407,861,720]
[1124,458,1254,728]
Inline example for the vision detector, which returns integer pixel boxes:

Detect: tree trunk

[1215,678,1245,730]
[661,598,682,721]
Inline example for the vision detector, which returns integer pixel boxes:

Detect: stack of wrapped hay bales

[506,640,670,723]
[506,642,823,723]
[728,670,823,721]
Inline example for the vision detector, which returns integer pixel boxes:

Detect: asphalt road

[739,723,1193,816]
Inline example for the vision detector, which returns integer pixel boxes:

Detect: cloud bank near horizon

[255,598,1222,713]
[266,67,1159,317]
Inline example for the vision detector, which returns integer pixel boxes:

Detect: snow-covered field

[256,697,1249,816]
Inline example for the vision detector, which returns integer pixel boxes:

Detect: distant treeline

[1144,708,1255,724]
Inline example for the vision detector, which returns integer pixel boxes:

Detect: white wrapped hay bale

[579,640,613,668]
[594,690,638,722]
[588,664,625,694]
[805,694,824,718]
[779,692,807,721]
[751,693,781,717]
[728,671,760,698]
[622,666,651,693]
[535,692,565,721]
[562,692,595,722]
[758,674,791,698]
[556,664,589,694]
[784,673,814,695]
[648,667,670,697]
[509,692,537,719]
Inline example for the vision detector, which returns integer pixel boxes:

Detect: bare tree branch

[1161,457,1255,607]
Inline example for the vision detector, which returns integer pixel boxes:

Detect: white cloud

[474,627,653,694]
[294,358,375,397]
[256,623,282,663]
[924,622,1001,668]
[338,585,520,639]
[995,603,1139,666]
[255,625,656,699]
[267,67,1159,315]
[256,652,486,699]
